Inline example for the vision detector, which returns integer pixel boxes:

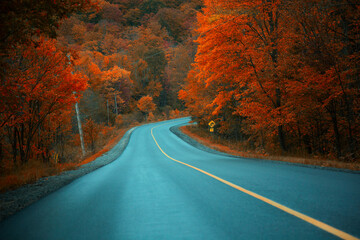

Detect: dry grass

[79,128,128,166]
[180,126,360,171]
[0,113,187,193]
[0,161,60,192]
[0,126,133,193]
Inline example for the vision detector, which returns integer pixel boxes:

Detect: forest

[180,0,359,161]
[0,0,201,189]
[0,0,359,190]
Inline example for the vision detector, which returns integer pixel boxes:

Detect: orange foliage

[146,80,163,98]
[180,0,360,159]
[102,66,133,112]
[79,128,127,165]
[148,112,156,122]
[0,0,204,191]
[115,115,123,128]
[137,95,156,114]
[0,37,88,164]
[83,119,101,153]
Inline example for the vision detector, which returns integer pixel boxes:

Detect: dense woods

[180,0,359,160]
[0,0,359,189]
[0,0,200,185]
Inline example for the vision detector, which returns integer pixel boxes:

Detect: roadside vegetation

[0,110,186,192]
[0,0,196,192]
[0,120,129,192]
[181,125,360,171]
[180,0,359,164]
[1,0,359,192]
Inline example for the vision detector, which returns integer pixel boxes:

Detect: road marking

[151,122,359,240]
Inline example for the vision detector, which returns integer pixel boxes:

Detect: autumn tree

[0,0,98,52]
[282,0,360,158]
[128,26,168,106]
[137,96,156,121]
[55,0,201,116]
[179,68,216,127]
[0,0,98,92]
[102,66,133,114]
[101,1,124,24]
[0,38,88,164]
[181,0,359,159]
[83,119,101,153]
[181,0,287,148]
[167,42,196,108]
[140,0,165,15]
[156,8,188,42]
[0,0,205,179]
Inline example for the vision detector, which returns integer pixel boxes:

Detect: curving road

[0,118,359,239]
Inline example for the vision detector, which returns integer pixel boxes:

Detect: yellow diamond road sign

[208,120,215,128]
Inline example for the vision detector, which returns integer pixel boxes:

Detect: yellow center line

[151,122,359,240]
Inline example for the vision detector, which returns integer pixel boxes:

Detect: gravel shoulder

[0,127,136,222]
[2,122,357,222]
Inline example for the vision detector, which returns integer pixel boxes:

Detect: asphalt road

[1,118,359,239]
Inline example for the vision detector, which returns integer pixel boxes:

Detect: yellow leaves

[103,66,131,84]
[208,14,222,23]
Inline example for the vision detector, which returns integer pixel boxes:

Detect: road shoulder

[0,127,136,222]
[170,123,360,174]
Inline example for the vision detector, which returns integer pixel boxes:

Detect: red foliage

[0,38,88,164]
[180,0,360,159]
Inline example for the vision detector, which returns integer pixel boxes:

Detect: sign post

[208,120,215,133]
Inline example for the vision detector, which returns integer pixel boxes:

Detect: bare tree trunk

[114,94,118,115]
[107,99,110,126]
[331,114,342,159]
[0,140,3,166]
[12,127,17,165]
[275,83,287,152]
[18,124,26,164]
[75,102,85,157]
[327,105,342,158]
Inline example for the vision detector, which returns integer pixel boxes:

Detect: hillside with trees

[1,0,359,191]
[0,0,201,190]
[180,0,359,161]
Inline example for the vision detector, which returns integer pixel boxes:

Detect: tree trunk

[329,110,342,158]
[114,94,118,115]
[303,134,312,154]
[75,102,85,157]
[0,140,3,165]
[18,124,27,164]
[275,87,287,152]
[278,125,287,152]
[107,99,110,126]
[12,127,17,165]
